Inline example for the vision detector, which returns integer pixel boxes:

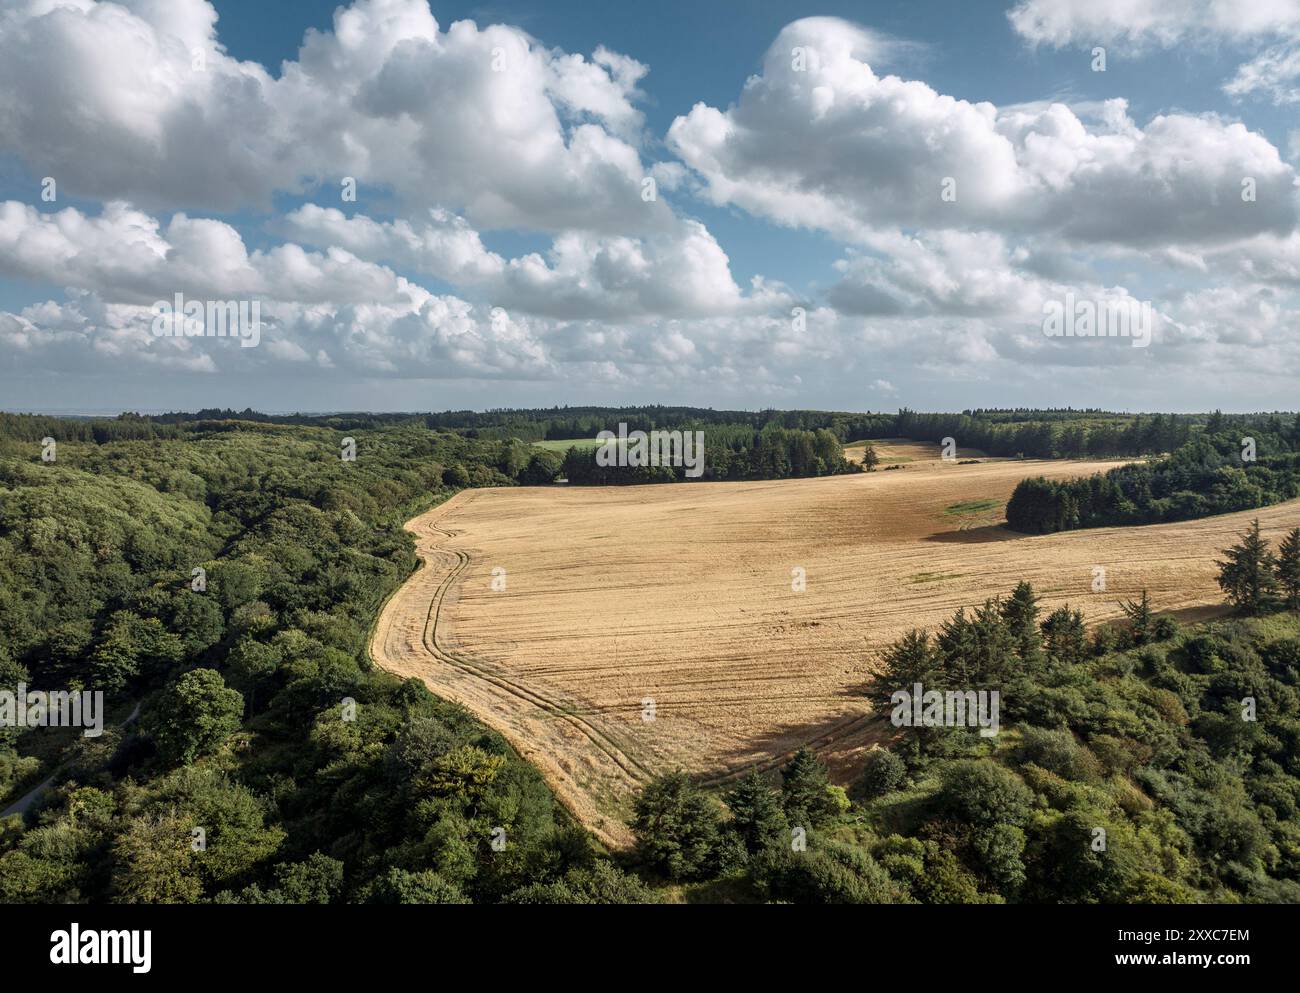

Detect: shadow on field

[923,523,1020,543]
[1163,604,1234,626]
[705,704,889,789]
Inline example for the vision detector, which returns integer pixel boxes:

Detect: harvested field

[843,437,983,465]
[369,441,1300,846]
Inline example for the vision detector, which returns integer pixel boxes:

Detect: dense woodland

[0,419,649,903]
[1007,415,1300,534]
[2,410,1299,903]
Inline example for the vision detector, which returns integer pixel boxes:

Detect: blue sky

[1,0,1298,413]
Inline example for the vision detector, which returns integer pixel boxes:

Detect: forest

[0,417,649,902]
[1006,415,1300,534]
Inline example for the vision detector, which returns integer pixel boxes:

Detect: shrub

[852,749,907,801]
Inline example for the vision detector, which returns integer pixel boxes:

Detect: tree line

[558,426,856,484]
[1007,427,1300,533]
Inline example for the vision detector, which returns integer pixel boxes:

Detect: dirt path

[1,701,141,820]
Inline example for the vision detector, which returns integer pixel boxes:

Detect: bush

[1015,728,1101,782]
[517,450,563,485]
[852,749,907,801]
[937,760,1034,829]
[760,840,899,904]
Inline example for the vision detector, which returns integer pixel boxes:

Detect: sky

[0,0,1298,414]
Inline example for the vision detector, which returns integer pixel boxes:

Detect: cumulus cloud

[0,200,415,306]
[0,286,560,381]
[1008,0,1300,49]
[282,205,507,286]
[829,231,1053,318]
[283,204,787,319]
[0,0,669,234]
[668,18,1298,247]
[1009,0,1300,107]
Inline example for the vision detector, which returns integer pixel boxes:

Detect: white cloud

[1010,0,1300,108]
[0,0,668,234]
[1007,0,1300,50]
[667,18,1299,248]
[1225,43,1300,103]
[283,204,786,319]
[282,205,506,286]
[0,200,417,306]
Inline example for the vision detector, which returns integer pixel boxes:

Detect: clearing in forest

[370,440,1300,846]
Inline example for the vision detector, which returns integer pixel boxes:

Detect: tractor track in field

[415,515,656,786]
[370,492,657,847]
[697,711,884,787]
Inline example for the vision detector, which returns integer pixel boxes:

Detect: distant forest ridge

[4,407,1298,464]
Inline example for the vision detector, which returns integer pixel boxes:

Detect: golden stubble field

[370,442,1300,846]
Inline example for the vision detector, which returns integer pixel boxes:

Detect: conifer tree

[1216,520,1278,614]
[780,748,836,828]
[1119,589,1154,645]
[1040,605,1087,666]
[1277,527,1300,611]
[874,629,936,713]
[724,770,787,856]
[1001,581,1045,671]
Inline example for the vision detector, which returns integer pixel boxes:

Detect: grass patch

[666,874,766,905]
[531,438,604,453]
[944,499,1000,516]
[910,571,963,584]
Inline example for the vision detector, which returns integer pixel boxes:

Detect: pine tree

[1119,589,1154,645]
[631,771,723,881]
[1277,527,1300,611]
[861,442,880,471]
[724,770,787,856]
[1040,605,1087,665]
[780,748,835,828]
[970,598,1015,682]
[874,629,936,714]
[1001,581,1045,671]
[936,608,978,683]
[1216,519,1278,615]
